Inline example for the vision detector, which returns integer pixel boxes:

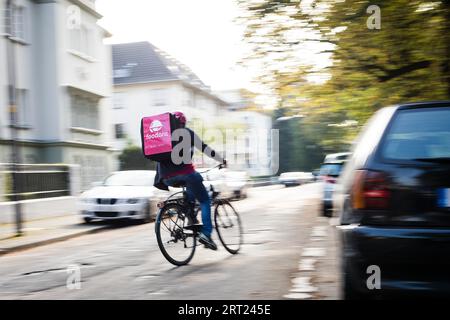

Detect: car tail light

[352,170,390,210]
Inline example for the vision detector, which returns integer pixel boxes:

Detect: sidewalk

[0,215,110,256]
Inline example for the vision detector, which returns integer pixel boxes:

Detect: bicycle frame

[158,164,225,209]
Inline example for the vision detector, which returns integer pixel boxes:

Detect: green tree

[273,108,326,173]
[239,0,450,151]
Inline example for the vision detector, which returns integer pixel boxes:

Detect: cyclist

[154,111,226,250]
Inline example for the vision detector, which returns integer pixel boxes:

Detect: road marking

[284,292,312,299]
[147,290,168,296]
[285,220,330,299]
[311,226,327,238]
[291,277,317,293]
[302,247,326,257]
[299,258,316,271]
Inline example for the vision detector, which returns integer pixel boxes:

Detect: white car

[279,172,314,187]
[200,167,227,196]
[224,171,249,199]
[200,168,249,200]
[79,170,167,223]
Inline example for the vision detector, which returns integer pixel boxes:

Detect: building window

[151,89,167,107]
[113,93,126,109]
[115,124,125,139]
[183,90,193,107]
[16,89,29,126]
[71,95,99,130]
[12,6,26,40]
[70,25,93,56]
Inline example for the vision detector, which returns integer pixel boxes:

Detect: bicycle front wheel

[214,200,243,254]
[155,203,196,266]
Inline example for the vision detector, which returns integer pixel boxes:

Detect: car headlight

[81,198,95,204]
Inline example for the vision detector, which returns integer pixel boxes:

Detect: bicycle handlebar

[197,163,226,174]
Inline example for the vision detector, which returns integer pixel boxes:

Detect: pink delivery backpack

[140,112,182,162]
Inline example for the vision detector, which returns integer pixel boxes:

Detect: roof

[396,101,450,110]
[112,42,207,89]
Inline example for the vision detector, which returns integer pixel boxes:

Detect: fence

[0,164,80,202]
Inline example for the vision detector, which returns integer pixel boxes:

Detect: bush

[118,145,156,171]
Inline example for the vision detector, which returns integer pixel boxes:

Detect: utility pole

[5,0,23,236]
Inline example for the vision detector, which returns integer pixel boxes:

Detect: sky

[96,0,253,92]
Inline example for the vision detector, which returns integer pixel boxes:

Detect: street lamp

[5,0,23,236]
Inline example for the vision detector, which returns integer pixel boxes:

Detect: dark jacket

[153,127,223,190]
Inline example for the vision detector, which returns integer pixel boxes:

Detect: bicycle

[155,165,243,266]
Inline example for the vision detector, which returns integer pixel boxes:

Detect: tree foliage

[239,0,450,151]
[118,144,156,171]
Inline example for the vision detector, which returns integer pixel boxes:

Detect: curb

[0,225,111,257]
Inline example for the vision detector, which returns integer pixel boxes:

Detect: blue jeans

[163,172,213,237]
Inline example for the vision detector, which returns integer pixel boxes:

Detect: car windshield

[103,171,156,187]
[381,107,450,160]
[320,164,343,177]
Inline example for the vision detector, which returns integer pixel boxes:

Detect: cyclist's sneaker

[184,215,203,230]
[198,233,218,251]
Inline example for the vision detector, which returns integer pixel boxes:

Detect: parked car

[200,168,249,200]
[312,169,321,181]
[224,170,250,199]
[334,101,450,299]
[320,153,350,217]
[79,170,166,223]
[200,167,228,197]
[279,172,313,187]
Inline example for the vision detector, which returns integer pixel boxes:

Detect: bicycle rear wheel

[214,200,243,254]
[155,203,196,266]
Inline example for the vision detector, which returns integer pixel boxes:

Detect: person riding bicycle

[153,111,226,251]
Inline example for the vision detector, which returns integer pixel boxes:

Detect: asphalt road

[0,183,340,300]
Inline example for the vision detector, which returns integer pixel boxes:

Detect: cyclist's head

[173,111,187,127]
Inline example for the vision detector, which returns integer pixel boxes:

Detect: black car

[334,101,450,299]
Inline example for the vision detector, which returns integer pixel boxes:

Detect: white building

[111,42,274,176]
[217,90,274,177]
[111,42,230,153]
[0,0,115,190]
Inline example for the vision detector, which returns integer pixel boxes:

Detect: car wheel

[83,217,93,224]
[322,203,332,217]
